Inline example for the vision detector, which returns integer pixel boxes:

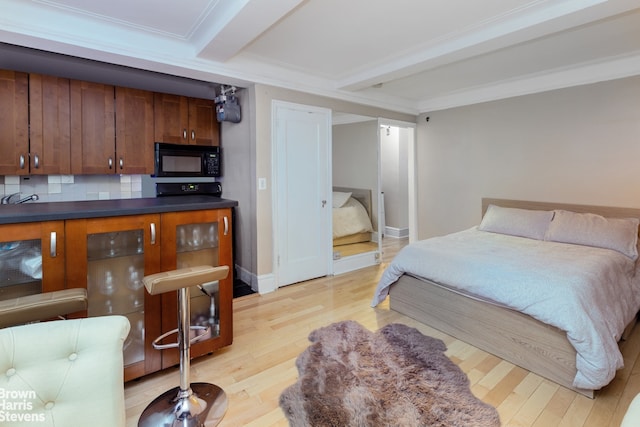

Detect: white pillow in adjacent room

[332,192,352,208]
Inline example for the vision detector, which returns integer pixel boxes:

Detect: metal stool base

[138,382,228,427]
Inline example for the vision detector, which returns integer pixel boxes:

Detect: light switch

[258,178,267,190]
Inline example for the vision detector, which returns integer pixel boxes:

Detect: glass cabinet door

[86,229,146,366]
[0,221,65,302]
[175,221,221,339]
[160,208,233,367]
[65,214,161,380]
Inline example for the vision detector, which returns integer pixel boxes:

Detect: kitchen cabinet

[65,214,162,381]
[2,67,219,175]
[158,208,233,368]
[71,82,155,175]
[70,80,116,175]
[115,87,155,174]
[65,208,233,381]
[0,221,65,302]
[0,71,71,175]
[0,70,29,175]
[154,93,219,146]
[29,73,72,175]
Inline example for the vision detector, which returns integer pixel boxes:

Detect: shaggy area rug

[279,320,501,427]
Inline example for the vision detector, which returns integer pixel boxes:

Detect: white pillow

[479,204,554,240]
[545,210,639,260]
[332,192,352,208]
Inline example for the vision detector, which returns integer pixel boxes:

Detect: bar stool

[138,265,229,427]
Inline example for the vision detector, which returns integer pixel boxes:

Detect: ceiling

[1,0,639,114]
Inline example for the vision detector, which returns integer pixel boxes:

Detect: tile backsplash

[0,175,143,203]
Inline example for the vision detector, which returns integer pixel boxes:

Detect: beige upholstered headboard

[334,187,372,220]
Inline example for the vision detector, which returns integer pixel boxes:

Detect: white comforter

[371,227,640,390]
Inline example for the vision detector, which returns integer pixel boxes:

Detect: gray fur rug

[279,320,501,427]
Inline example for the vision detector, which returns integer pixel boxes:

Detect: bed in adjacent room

[371,198,640,398]
[332,187,374,246]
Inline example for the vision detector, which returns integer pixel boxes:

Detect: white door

[273,101,331,287]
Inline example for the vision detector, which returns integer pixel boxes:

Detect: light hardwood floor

[125,237,640,426]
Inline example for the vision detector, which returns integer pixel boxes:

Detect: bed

[371,198,640,398]
[332,187,374,246]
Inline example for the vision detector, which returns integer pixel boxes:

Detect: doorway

[379,119,417,243]
[331,113,381,274]
[330,114,416,274]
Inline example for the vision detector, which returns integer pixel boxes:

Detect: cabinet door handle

[108,157,113,169]
[223,216,229,236]
[183,129,187,139]
[150,222,156,245]
[191,130,195,141]
[50,231,57,257]
[33,154,40,169]
[119,157,124,170]
[19,155,25,169]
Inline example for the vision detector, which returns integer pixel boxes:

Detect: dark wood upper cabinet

[188,97,219,146]
[0,70,29,175]
[29,73,72,175]
[115,87,154,174]
[70,82,154,175]
[70,80,116,175]
[154,93,219,146]
[0,68,219,176]
[153,93,188,144]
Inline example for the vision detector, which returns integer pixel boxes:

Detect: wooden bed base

[387,198,640,399]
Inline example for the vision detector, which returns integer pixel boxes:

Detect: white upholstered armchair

[0,315,130,427]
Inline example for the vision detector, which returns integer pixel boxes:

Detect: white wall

[218,88,255,287]
[416,75,640,239]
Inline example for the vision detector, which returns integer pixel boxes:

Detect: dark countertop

[0,196,238,225]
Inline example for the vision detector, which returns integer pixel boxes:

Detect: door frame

[271,100,333,288]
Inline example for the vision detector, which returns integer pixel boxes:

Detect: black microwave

[154,143,221,177]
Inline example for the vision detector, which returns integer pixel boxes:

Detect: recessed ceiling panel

[33,0,217,38]
[366,8,640,102]
[241,0,536,78]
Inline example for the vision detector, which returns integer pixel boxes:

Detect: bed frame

[388,198,640,398]
[333,186,373,246]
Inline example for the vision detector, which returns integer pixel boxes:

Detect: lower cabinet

[65,208,233,381]
[0,221,65,301]
[158,209,234,369]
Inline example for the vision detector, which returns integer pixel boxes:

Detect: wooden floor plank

[124,237,640,427]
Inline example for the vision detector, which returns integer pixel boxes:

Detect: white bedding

[371,227,640,390]
[333,197,373,238]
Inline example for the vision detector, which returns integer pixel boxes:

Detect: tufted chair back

[0,315,130,427]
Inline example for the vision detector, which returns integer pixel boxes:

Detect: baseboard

[235,264,276,294]
[257,273,276,294]
[384,226,409,238]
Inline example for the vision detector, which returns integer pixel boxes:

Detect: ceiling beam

[194,0,305,62]
[334,0,624,92]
